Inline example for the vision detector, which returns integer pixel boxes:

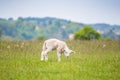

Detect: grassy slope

[0,40,120,80]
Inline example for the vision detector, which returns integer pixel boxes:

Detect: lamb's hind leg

[44,49,51,61]
[41,51,45,61]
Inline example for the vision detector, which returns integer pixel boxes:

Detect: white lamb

[41,39,74,62]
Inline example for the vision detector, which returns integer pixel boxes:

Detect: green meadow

[0,40,120,80]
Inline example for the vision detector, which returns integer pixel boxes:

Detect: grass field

[0,40,120,80]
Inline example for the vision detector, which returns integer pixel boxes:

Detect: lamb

[41,39,74,62]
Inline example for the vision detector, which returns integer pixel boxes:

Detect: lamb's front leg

[57,52,61,62]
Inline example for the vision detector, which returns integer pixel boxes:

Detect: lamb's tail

[42,41,47,51]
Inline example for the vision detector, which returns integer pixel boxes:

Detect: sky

[0,0,120,25]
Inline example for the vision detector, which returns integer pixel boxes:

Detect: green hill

[0,17,120,40]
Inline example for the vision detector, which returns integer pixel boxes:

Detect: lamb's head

[64,49,74,58]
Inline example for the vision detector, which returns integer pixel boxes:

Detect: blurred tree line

[0,17,120,40]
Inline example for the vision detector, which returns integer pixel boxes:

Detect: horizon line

[0,16,120,26]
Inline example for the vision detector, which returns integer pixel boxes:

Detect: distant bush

[74,26,101,40]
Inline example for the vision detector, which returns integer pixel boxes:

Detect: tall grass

[0,40,120,80]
